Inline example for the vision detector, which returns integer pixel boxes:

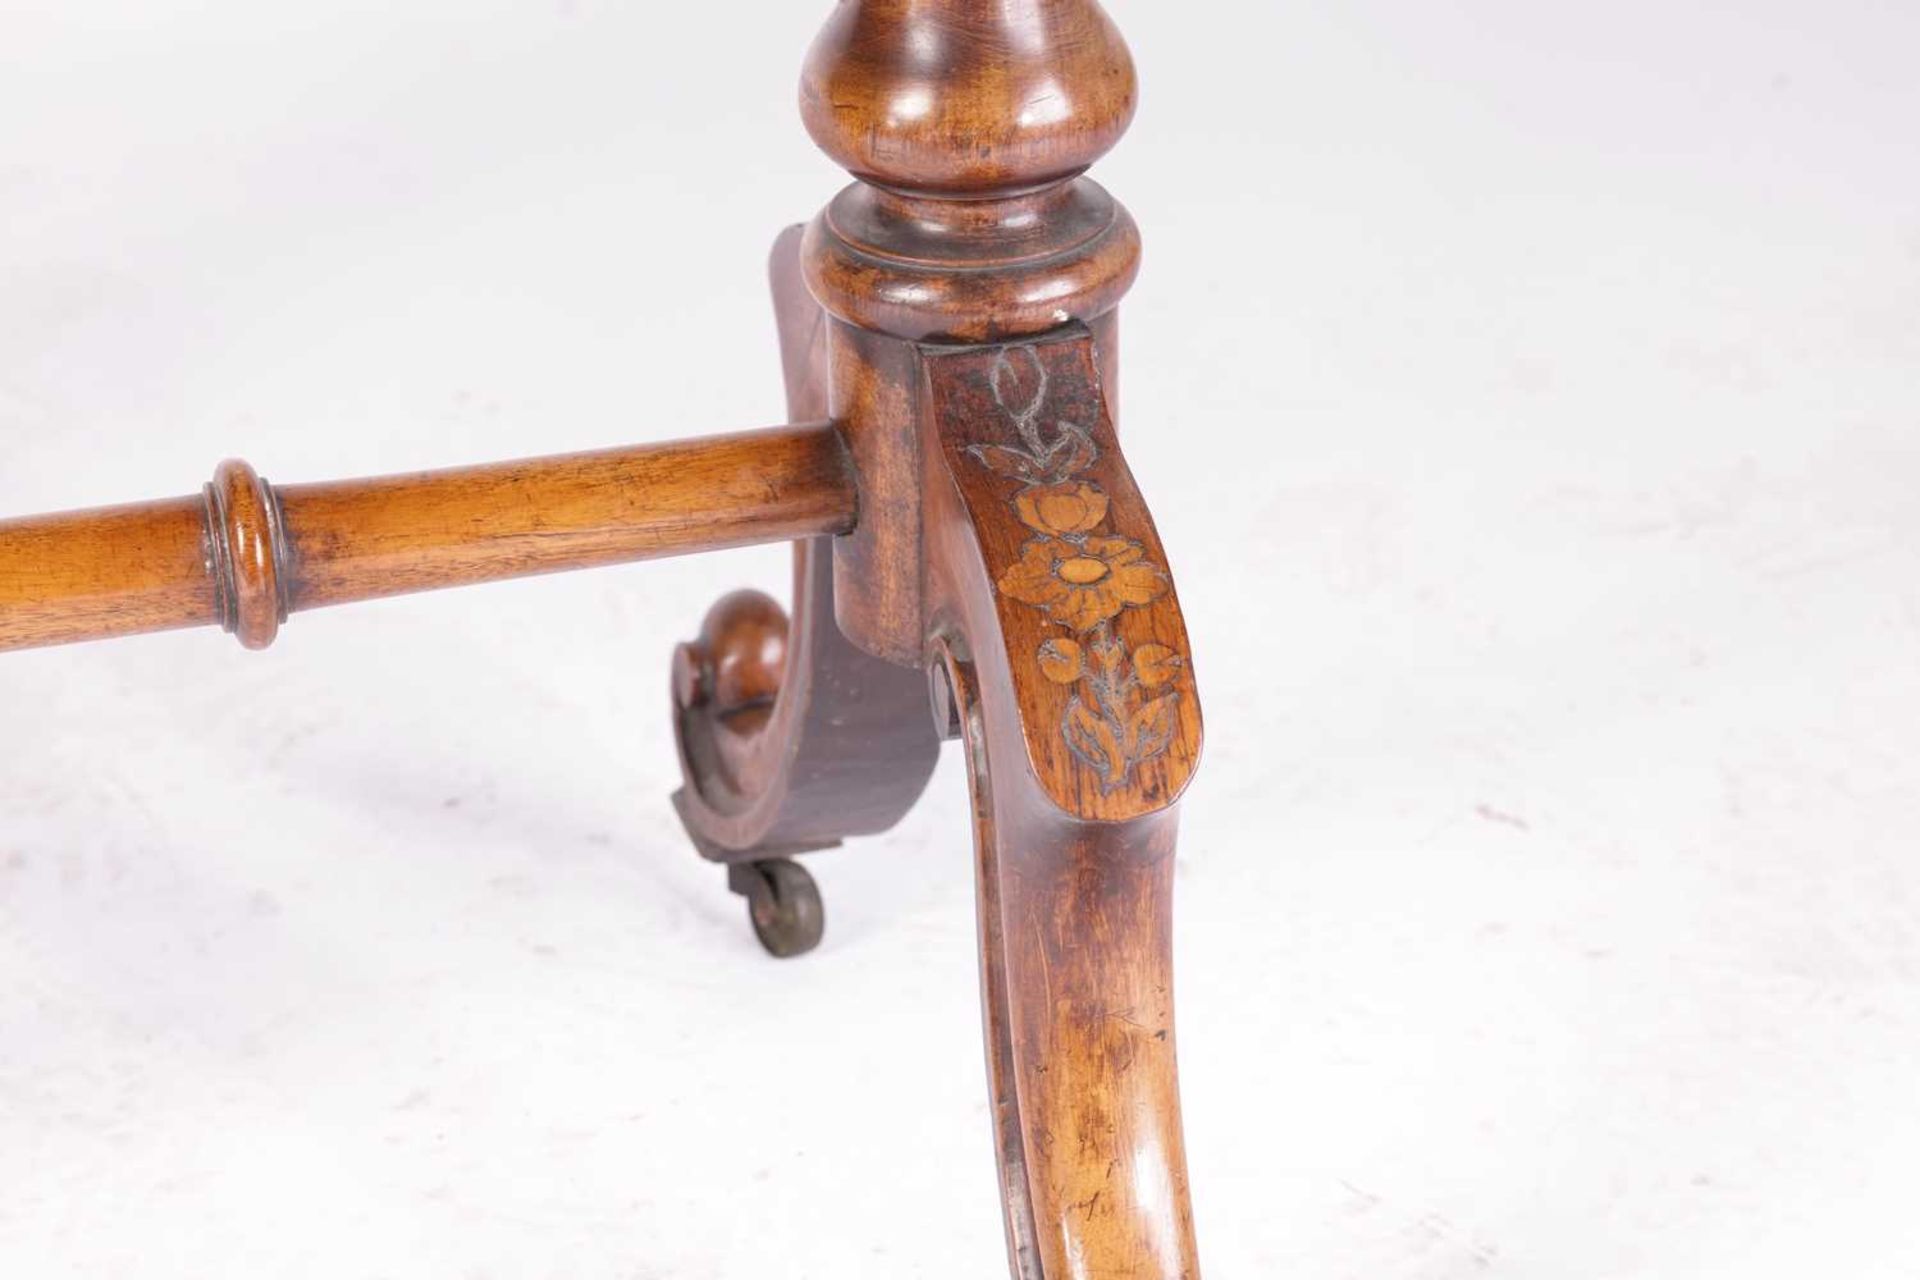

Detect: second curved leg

[668,227,941,953]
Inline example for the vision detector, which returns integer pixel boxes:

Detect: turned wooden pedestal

[0,4,1205,1275]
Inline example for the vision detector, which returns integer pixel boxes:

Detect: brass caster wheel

[728,858,824,958]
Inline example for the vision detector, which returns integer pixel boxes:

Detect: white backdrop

[3,1,1918,1276]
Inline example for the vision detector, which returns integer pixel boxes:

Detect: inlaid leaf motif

[1126,694,1180,764]
[1089,630,1128,686]
[1036,424,1098,481]
[1064,696,1126,787]
[968,443,1050,482]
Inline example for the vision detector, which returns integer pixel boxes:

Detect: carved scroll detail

[965,347,1187,792]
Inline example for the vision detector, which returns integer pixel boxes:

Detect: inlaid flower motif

[1037,637,1083,683]
[1015,481,1108,537]
[1133,643,1182,689]
[1059,631,1183,790]
[998,534,1168,633]
[963,341,1188,793]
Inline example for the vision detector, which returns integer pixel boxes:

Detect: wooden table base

[0,3,1206,1276]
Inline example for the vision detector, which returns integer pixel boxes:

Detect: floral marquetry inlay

[950,343,1191,794]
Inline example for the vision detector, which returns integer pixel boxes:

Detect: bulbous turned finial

[673,590,789,718]
[801,0,1137,196]
[800,0,1143,342]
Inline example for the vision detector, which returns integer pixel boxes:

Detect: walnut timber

[0,4,1209,1276]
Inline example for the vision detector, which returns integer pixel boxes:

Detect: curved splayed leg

[669,227,941,956]
[923,328,1205,1278]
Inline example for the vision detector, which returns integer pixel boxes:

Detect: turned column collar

[203,459,289,650]
[799,0,1142,343]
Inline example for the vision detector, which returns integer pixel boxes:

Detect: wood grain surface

[0,424,854,653]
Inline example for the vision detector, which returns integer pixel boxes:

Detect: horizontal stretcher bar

[0,422,854,653]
